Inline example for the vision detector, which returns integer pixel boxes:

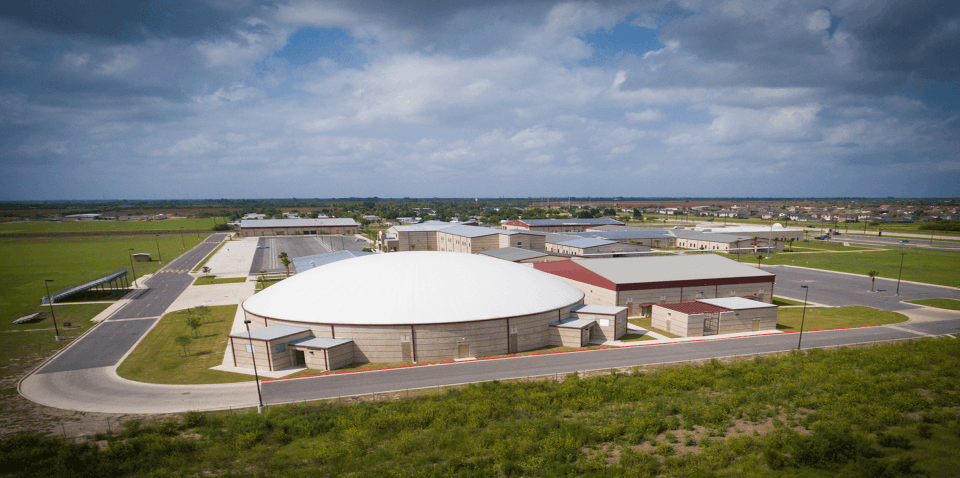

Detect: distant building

[239,218,359,237]
[502,218,624,233]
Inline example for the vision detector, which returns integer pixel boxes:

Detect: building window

[245,344,255,353]
[276,343,286,353]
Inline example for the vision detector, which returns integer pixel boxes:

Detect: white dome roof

[243,251,584,325]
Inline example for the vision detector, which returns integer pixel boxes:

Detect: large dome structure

[233,252,629,372]
[242,251,584,325]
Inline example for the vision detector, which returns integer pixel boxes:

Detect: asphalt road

[35,234,227,374]
[828,234,960,250]
[768,265,960,311]
[259,317,959,405]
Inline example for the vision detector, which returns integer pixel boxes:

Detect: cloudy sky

[1,0,958,200]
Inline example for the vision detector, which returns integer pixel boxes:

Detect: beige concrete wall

[617,281,774,308]
[553,277,617,306]
[651,304,778,337]
[571,310,627,341]
[300,342,356,371]
[717,307,778,334]
[549,325,585,347]
[499,233,545,250]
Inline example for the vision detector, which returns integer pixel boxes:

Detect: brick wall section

[242,226,358,237]
[651,304,778,337]
[549,325,587,347]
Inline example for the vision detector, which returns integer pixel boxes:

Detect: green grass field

[193,276,247,286]
[0,217,225,235]
[905,298,960,311]
[116,305,251,384]
[772,296,805,306]
[788,240,877,252]
[620,332,658,342]
[0,234,210,324]
[0,303,110,382]
[764,248,960,288]
[9,338,960,477]
[776,306,908,332]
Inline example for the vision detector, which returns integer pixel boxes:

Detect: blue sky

[1,0,958,200]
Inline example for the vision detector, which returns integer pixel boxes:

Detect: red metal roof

[657,301,730,315]
[533,260,617,290]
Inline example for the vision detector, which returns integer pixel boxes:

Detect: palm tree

[867,270,879,292]
[757,255,764,269]
[734,239,741,261]
[278,252,292,277]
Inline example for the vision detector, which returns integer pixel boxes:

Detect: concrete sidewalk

[199,237,257,278]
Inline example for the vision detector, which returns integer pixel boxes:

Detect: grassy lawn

[788,241,877,251]
[0,303,109,381]
[762,248,960,288]
[772,296,805,306]
[0,234,209,324]
[193,276,247,286]
[620,332,658,342]
[0,217,225,235]
[628,317,681,338]
[116,305,251,384]
[776,306,908,332]
[905,298,960,311]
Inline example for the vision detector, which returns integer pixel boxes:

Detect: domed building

[229,252,627,372]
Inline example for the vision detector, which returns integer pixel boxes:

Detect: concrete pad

[165,281,257,314]
[899,305,960,323]
[200,237,258,278]
[210,363,307,378]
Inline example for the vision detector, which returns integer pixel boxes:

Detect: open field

[775,306,908,332]
[0,218,225,235]
[787,240,877,252]
[6,338,959,476]
[905,299,960,311]
[0,234,210,324]
[762,248,960,288]
[116,305,250,385]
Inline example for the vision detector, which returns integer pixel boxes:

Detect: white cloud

[807,9,831,31]
[625,109,662,122]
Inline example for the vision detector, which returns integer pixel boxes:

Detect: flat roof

[556,238,618,248]
[549,317,596,328]
[239,218,358,228]
[571,304,626,315]
[508,218,624,227]
[697,297,777,310]
[572,255,774,284]
[289,337,354,349]
[657,302,729,314]
[392,221,471,232]
[438,224,510,238]
[672,230,750,243]
[231,324,310,341]
[479,247,550,262]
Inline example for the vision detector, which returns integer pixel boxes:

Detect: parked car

[899,239,909,243]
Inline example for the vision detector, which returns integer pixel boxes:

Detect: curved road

[20,251,960,414]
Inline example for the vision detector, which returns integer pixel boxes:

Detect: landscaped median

[116,305,252,384]
[192,276,247,286]
[905,298,960,311]
[775,306,908,332]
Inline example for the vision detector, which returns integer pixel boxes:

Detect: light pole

[128,248,137,288]
[767,219,773,259]
[896,249,907,296]
[154,234,163,264]
[179,227,185,249]
[43,279,61,341]
[244,319,266,413]
[797,285,809,351]
[195,221,200,240]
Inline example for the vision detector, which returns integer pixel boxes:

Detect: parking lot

[249,235,371,274]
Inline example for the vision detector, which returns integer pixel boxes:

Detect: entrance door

[401,339,412,362]
[458,343,470,359]
[295,350,306,366]
[703,312,720,336]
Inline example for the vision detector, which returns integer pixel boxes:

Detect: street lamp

[195,221,200,240]
[244,319,266,413]
[767,219,773,259]
[43,279,61,341]
[154,234,163,264]
[896,249,907,296]
[179,227,185,249]
[797,285,809,351]
[128,248,137,288]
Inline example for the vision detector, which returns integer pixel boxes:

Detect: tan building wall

[651,304,778,337]
[242,226,358,237]
[572,309,627,341]
[549,325,589,347]
[297,342,355,371]
[229,329,312,371]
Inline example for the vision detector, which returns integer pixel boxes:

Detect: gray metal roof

[697,297,776,310]
[672,230,751,243]
[288,337,354,349]
[239,218,358,228]
[393,221,467,232]
[231,324,310,341]
[522,218,623,226]
[437,224,510,238]
[292,250,374,273]
[549,317,596,328]
[571,304,627,315]
[572,254,774,284]
[556,238,618,249]
[479,247,550,262]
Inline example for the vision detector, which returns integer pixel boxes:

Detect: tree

[867,270,879,292]
[278,251,292,277]
[175,335,192,356]
[201,266,211,275]
[186,315,202,338]
[786,238,795,252]
[654,239,661,249]
[633,208,642,219]
[734,240,741,261]
[757,255,764,269]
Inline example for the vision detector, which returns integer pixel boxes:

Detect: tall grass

[4,337,959,476]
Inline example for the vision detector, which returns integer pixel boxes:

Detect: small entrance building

[651,297,778,337]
